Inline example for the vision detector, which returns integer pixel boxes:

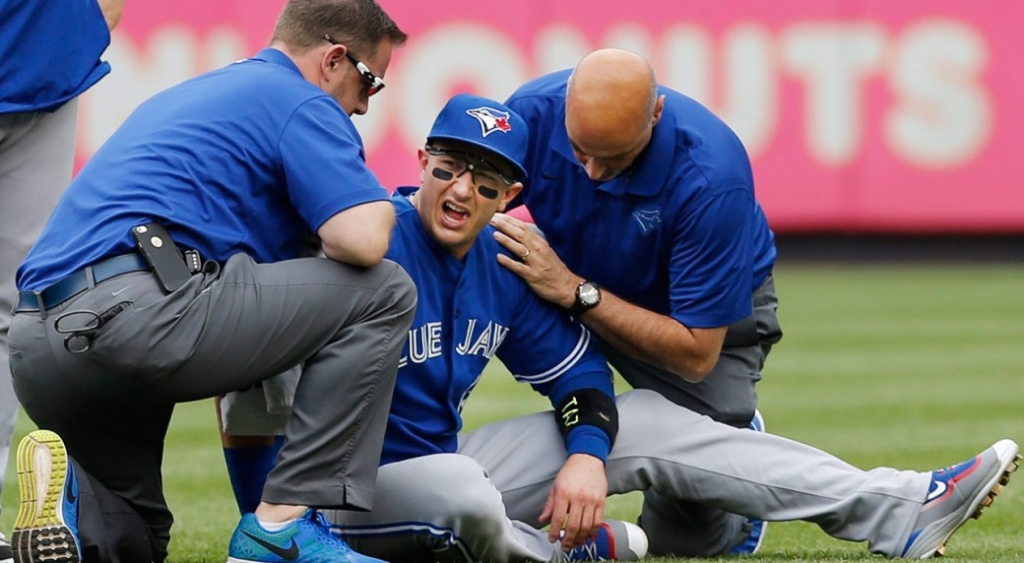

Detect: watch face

[579,283,600,305]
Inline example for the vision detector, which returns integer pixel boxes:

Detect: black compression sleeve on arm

[554,388,619,445]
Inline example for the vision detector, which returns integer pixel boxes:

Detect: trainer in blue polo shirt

[493,48,782,558]
[7,3,416,563]
[18,46,388,290]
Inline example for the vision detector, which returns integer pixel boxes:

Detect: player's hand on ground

[491,213,579,309]
[539,453,608,550]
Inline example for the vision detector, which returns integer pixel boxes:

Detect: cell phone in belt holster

[131,223,192,293]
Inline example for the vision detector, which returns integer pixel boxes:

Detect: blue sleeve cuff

[565,425,612,464]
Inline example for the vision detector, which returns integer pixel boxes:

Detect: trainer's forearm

[577,290,724,381]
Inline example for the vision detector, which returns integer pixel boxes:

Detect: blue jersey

[19,48,388,291]
[506,70,776,329]
[381,190,615,466]
[0,0,111,113]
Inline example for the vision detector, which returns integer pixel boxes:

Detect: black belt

[15,253,150,313]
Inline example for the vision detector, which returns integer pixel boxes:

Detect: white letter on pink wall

[884,19,991,168]
[782,23,886,166]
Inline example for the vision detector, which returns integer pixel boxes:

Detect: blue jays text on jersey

[400,318,510,368]
[380,190,615,466]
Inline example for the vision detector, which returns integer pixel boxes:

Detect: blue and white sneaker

[900,439,1019,559]
[730,409,767,555]
[565,520,648,561]
[12,430,82,563]
[227,508,387,563]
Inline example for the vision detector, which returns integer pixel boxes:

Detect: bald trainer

[493,48,781,557]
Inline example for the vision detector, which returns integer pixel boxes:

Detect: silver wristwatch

[569,280,601,317]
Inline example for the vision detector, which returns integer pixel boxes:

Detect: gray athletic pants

[9,253,416,562]
[326,389,929,562]
[600,275,783,555]
[0,99,80,519]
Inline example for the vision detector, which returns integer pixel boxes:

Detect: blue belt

[15,253,150,313]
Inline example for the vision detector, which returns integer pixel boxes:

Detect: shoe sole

[910,439,1020,559]
[12,430,81,563]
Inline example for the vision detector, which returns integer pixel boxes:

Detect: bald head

[565,49,662,181]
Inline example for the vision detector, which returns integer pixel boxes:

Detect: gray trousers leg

[10,253,416,561]
[457,390,928,559]
[0,99,79,515]
[601,276,783,555]
[325,454,572,562]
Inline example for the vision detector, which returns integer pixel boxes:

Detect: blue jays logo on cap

[466,107,513,137]
[427,93,529,180]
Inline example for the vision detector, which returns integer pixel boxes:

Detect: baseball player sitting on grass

[219,93,1020,562]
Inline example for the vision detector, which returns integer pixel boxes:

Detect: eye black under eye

[477,186,499,200]
[432,168,454,181]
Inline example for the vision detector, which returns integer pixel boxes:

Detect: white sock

[257,517,298,532]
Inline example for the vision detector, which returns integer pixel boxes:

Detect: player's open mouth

[441,201,469,227]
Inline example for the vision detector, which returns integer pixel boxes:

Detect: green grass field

[3,263,1023,562]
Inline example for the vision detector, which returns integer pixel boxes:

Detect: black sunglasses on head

[324,33,385,95]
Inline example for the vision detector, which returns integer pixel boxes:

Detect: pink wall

[77,0,1024,233]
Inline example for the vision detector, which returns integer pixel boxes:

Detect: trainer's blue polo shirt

[19,48,389,290]
[506,70,776,329]
[0,0,111,113]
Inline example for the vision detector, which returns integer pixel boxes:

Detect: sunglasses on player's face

[323,33,385,96]
[425,145,514,200]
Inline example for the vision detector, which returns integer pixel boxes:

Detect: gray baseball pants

[0,99,80,519]
[600,275,783,555]
[10,253,416,562]
[326,389,929,562]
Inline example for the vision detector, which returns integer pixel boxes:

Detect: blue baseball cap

[427,93,529,181]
